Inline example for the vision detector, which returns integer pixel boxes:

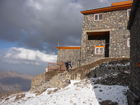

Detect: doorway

[87,31,110,57]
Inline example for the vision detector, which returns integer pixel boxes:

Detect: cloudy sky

[0,47,57,75]
[0,0,124,75]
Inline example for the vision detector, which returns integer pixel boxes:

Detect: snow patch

[0,80,128,105]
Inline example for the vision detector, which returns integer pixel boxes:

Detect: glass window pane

[95,15,98,20]
[99,14,102,20]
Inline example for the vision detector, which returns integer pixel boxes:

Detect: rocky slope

[0,59,130,105]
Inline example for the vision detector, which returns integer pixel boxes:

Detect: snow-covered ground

[0,80,128,105]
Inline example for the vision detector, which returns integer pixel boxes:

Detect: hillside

[0,59,130,105]
[0,79,128,105]
[0,71,33,96]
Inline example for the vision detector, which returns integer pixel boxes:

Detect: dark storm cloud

[0,0,123,52]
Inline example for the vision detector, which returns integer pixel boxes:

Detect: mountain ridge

[0,71,33,97]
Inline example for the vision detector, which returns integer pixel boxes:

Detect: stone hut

[80,0,132,65]
[127,0,140,105]
[56,46,81,68]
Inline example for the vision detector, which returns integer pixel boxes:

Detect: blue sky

[0,40,18,49]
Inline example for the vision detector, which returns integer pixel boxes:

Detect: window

[127,38,130,47]
[94,14,102,21]
[95,46,105,55]
[99,14,102,20]
[127,9,131,18]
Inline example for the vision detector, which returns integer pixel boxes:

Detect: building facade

[127,0,140,105]
[80,0,132,65]
[57,46,81,68]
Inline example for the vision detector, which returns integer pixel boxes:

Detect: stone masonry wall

[57,49,81,68]
[127,2,140,105]
[89,59,130,78]
[81,9,130,65]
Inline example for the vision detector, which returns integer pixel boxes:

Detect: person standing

[65,61,72,72]
[68,61,72,71]
[65,61,69,71]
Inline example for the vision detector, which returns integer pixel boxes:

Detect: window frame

[95,46,105,55]
[94,14,103,21]
[127,9,131,18]
[127,38,130,47]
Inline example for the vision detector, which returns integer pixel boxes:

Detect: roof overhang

[56,46,81,50]
[112,1,133,6]
[81,1,133,15]
[87,31,110,36]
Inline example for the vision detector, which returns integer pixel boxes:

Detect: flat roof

[81,1,133,15]
[56,46,81,50]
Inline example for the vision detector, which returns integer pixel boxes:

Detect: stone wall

[71,58,130,80]
[89,59,130,78]
[127,1,140,105]
[131,2,140,95]
[85,40,105,57]
[81,9,130,65]
[57,49,81,68]
[88,59,130,86]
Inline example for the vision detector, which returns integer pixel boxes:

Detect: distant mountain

[0,71,33,96]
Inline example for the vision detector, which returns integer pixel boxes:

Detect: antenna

[57,40,60,47]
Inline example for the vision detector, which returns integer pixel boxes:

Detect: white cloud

[98,0,109,3]
[0,47,57,75]
[4,47,57,63]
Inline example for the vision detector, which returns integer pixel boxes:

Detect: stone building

[127,0,140,105]
[80,0,132,65]
[56,46,81,68]
[57,0,132,67]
